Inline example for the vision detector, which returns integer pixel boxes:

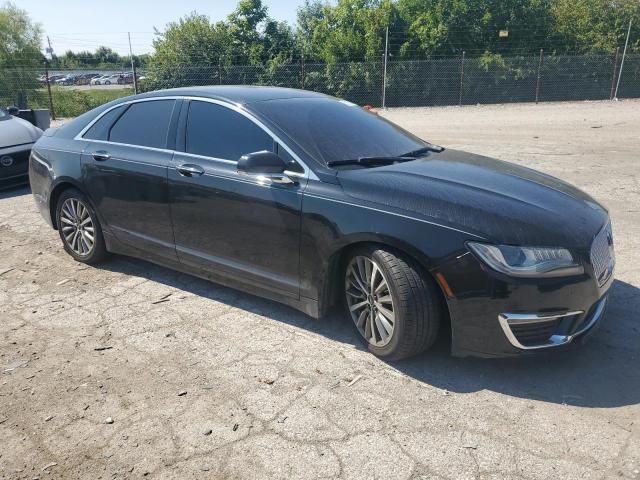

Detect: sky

[17,0,307,56]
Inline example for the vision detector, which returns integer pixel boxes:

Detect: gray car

[0,108,43,189]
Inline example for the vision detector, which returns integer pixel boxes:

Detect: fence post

[44,59,56,120]
[614,18,633,100]
[535,49,544,103]
[610,47,620,100]
[381,25,389,108]
[458,51,465,106]
[218,57,222,85]
[301,53,305,89]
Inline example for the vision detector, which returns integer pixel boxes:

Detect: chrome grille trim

[590,223,614,286]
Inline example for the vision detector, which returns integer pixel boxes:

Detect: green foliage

[30,87,133,117]
[52,47,148,70]
[0,2,42,107]
[552,0,640,54]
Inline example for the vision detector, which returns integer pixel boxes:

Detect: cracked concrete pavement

[1,100,639,479]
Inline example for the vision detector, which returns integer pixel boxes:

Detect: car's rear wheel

[344,246,441,360]
[55,189,107,264]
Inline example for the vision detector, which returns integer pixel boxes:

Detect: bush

[30,87,134,117]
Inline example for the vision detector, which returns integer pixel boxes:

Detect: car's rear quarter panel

[29,135,86,227]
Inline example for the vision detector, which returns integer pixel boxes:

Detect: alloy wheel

[60,198,95,256]
[345,256,395,347]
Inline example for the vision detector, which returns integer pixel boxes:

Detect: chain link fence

[2,53,639,117]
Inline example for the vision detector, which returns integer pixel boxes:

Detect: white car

[101,74,124,85]
[90,75,109,85]
[0,108,43,189]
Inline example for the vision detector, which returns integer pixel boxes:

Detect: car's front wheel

[55,189,107,264]
[343,246,441,360]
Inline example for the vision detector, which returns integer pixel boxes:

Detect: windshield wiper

[326,156,414,167]
[326,144,446,168]
[401,143,445,157]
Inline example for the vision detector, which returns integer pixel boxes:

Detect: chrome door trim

[73,95,317,181]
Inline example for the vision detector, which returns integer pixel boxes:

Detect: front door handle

[176,164,205,177]
[92,151,110,161]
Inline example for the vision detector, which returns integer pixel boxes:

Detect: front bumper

[435,239,614,358]
[0,144,33,189]
[498,295,607,350]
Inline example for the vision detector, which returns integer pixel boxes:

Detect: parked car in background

[29,87,614,360]
[118,72,135,85]
[102,74,124,85]
[56,74,81,86]
[76,73,101,85]
[0,107,42,189]
[40,74,65,86]
[90,75,109,85]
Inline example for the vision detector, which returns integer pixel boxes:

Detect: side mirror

[237,151,297,185]
[6,106,19,116]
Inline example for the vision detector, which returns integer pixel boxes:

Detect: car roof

[133,86,329,105]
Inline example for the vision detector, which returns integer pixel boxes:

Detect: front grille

[0,148,30,179]
[590,223,614,286]
[510,319,561,347]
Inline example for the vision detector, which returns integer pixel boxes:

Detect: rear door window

[83,105,126,141]
[185,100,273,161]
[108,100,176,149]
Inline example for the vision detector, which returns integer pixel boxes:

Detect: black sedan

[28,87,614,359]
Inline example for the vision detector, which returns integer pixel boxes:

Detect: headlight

[467,243,584,278]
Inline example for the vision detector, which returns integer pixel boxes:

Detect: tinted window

[83,105,126,140]
[186,101,273,160]
[251,98,427,166]
[109,100,176,148]
[276,143,303,173]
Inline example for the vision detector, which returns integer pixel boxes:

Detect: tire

[343,245,441,360]
[55,188,107,264]
[105,80,111,85]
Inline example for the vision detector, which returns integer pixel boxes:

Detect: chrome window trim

[74,95,317,181]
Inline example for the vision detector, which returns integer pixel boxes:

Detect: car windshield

[251,97,429,167]
[0,108,9,120]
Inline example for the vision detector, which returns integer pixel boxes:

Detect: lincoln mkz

[29,87,615,359]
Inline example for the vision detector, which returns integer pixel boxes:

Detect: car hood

[337,149,608,249]
[0,116,42,148]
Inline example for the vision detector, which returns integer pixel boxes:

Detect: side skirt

[103,230,320,318]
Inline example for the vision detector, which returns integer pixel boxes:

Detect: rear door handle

[92,151,110,161]
[176,164,205,177]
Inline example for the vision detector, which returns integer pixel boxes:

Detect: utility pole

[128,32,138,94]
[614,18,633,100]
[381,25,389,109]
[46,36,54,61]
[44,59,55,120]
[45,37,55,120]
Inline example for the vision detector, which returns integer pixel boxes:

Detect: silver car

[0,108,43,189]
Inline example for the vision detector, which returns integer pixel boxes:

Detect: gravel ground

[1,100,639,479]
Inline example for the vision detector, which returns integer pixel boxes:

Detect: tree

[393,0,557,57]
[0,2,42,107]
[300,0,393,63]
[552,0,639,54]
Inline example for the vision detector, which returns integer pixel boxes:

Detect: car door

[80,98,180,260]
[168,99,305,298]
